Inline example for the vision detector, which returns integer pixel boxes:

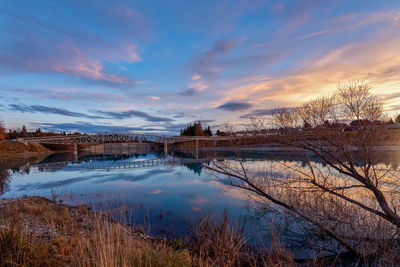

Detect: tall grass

[0,197,195,266]
[3,196,381,266]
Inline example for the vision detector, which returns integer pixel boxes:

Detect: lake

[1,146,400,258]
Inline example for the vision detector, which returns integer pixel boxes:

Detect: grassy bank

[0,197,193,266]
[0,197,298,267]
[0,141,50,156]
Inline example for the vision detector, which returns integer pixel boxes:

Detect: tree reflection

[0,168,10,195]
[183,162,203,176]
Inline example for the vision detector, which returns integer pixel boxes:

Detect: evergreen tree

[194,121,203,136]
[180,121,212,136]
[216,130,226,136]
[204,126,212,136]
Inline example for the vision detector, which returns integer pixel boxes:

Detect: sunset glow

[1,0,399,133]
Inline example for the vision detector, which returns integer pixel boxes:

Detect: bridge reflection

[3,148,400,174]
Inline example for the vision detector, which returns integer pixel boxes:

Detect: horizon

[1,0,400,134]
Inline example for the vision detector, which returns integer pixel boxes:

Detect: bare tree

[222,122,237,136]
[337,81,384,122]
[207,82,400,263]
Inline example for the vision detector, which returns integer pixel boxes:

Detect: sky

[0,0,400,135]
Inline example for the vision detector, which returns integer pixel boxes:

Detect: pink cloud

[50,44,139,85]
[192,206,201,212]
[190,197,209,205]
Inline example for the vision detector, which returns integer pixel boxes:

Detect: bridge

[18,133,236,158]
[18,133,234,144]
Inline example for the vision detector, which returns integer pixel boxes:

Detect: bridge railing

[18,132,280,145]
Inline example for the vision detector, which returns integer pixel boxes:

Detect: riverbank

[0,196,300,266]
[0,196,194,266]
[0,141,50,156]
[0,197,257,266]
[205,144,400,152]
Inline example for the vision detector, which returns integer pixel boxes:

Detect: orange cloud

[218,29,400,113]
[192,74,202,81]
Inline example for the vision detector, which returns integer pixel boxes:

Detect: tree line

[180,121,212,136]
[0,123,65,141]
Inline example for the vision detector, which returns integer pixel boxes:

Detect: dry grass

[1,196,366,266]
[185,211,250,266]
[0,197,193,267]
[0,141,49,156]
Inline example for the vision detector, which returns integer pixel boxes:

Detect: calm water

[1,147,400,256]
[1,150,254,239]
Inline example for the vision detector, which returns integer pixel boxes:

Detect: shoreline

[0,196,152,241]
[0,196,264,266]
[0,141,52,157]
[0,150,54,158]
[204,144,400,152]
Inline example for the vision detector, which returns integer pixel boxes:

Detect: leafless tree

[337,81,384,122]
[207,82,400,263]
[222,122,237,136]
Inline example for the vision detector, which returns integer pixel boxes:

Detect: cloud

[16,169,171,191]
[91,110,174,122]
[212,39,235,54]
[299,29,330,39]
[190,197,209,205]
[240,107,295,118]
[381,92,400,101]
[187,38,288,90]
[387,105,400,112]
[199,120,215,124]
[0,1,148,86]
[32,121,190,134]
[179,88,197,97]
[16,173,112,191]
[33,122,159,133]
[96,169,173,183]
[219,26,400,111]
[217,102,252,111]
[192,74,202,81]
[9,104,105,119]
[150,96,160,101]
[9,103,175,123]
[171,1,264,35]
[188,39,236,80]
[12,87,126,103]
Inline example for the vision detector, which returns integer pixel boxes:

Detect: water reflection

[1,145,399,256]
[0,168,10,195]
